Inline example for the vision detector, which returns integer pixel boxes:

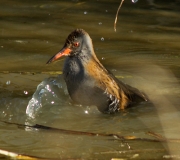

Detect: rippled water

[0,0,180,159]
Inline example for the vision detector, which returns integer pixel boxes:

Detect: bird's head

[46,29,94,64]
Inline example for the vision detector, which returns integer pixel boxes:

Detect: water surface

[0,0,180,159]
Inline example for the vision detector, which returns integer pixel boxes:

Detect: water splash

[101,37,104,41]
[132,0,138,3]
[24,91,28,95]
[26,75,67,118]
[6,80,11,85]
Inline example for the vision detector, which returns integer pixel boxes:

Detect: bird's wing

[85,59,148,110]
[106,69,148,103]
[86,60,130,109]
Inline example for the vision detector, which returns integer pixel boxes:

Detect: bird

[46,29,148,114]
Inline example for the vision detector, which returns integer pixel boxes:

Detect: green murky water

[0,0,180,159]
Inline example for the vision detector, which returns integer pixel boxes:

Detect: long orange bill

[46,48,72,64]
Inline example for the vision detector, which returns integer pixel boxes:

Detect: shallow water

[0,0,180,159]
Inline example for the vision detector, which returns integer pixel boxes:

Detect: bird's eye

[73,42,79,47]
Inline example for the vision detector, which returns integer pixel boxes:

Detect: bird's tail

[125,84,148,103]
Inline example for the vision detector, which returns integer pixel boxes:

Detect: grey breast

[63,56,109,109]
